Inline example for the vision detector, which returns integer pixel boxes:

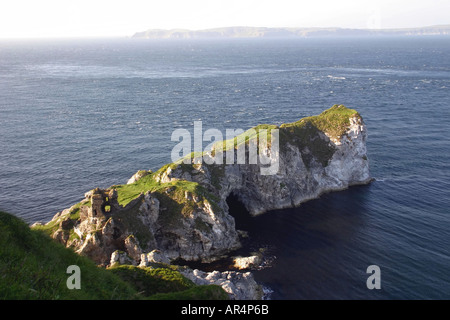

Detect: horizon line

[1,24,449,40]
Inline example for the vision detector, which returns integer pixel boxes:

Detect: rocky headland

[33,104,371,299]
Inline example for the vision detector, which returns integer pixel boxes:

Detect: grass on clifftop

[113,169,222,218]
[113,172,202,207]
[0,211,227,300]
[210,104,359,153]
[279,104,360,167]
[147,104,360,178]
[212,123,279,152]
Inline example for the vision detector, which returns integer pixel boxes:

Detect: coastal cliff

[34,105,371,269]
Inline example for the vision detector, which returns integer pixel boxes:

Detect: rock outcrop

[233,255,263,270]
[36,105,371,268]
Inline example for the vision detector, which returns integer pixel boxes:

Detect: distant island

[132,25,450,39]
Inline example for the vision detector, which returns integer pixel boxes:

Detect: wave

[327,75,346,80]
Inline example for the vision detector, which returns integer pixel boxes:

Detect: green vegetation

[0,211,227,300]
[32,200,89,245]
[204,104,358,168]
[281,104,359,140]
[215,124,279,152]
[279,104,359,167]
[32,200,87,237]
[114,173,203,208]
[0,210,137,299]
[110,264,194,295]
[32,213,61,236]
[113,172,222,223]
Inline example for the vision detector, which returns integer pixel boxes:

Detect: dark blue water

[0,37,449,299]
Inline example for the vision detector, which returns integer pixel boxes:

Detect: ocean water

[0,36,449,299]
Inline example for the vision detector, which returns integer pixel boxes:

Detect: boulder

[233,255,262,270]
[181,268,263,300]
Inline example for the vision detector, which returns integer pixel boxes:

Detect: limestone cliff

[35,105,371,266]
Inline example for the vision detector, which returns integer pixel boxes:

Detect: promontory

[34,105,371,268]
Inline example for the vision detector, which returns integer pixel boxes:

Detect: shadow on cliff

[226,192,253,231]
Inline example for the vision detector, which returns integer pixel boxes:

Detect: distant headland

[132,25,450,39]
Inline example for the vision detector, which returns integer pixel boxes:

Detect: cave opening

[226,192,253,231]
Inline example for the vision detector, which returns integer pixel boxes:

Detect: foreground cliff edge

[0,210,229,299]
[31,104,371,299]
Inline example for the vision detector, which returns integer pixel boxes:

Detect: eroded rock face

[163,112,371,217]
[139,249,171,267]
[39,105,371,267]
[74,193,159,266]
[45,187,240,266]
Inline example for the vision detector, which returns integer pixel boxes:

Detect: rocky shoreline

[32,105,371,299]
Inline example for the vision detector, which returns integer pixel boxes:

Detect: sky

[0,0,449,38]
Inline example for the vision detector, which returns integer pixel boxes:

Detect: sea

[0,36,449,300]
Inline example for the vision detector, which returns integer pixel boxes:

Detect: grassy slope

[112,171,222,227]
[0,211,227,300]
[113,171,204,208]
[213,104,358,156]
[279,104,359,167]
[280,104,360,140]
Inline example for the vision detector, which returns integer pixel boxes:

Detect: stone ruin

[80,187,118,221]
